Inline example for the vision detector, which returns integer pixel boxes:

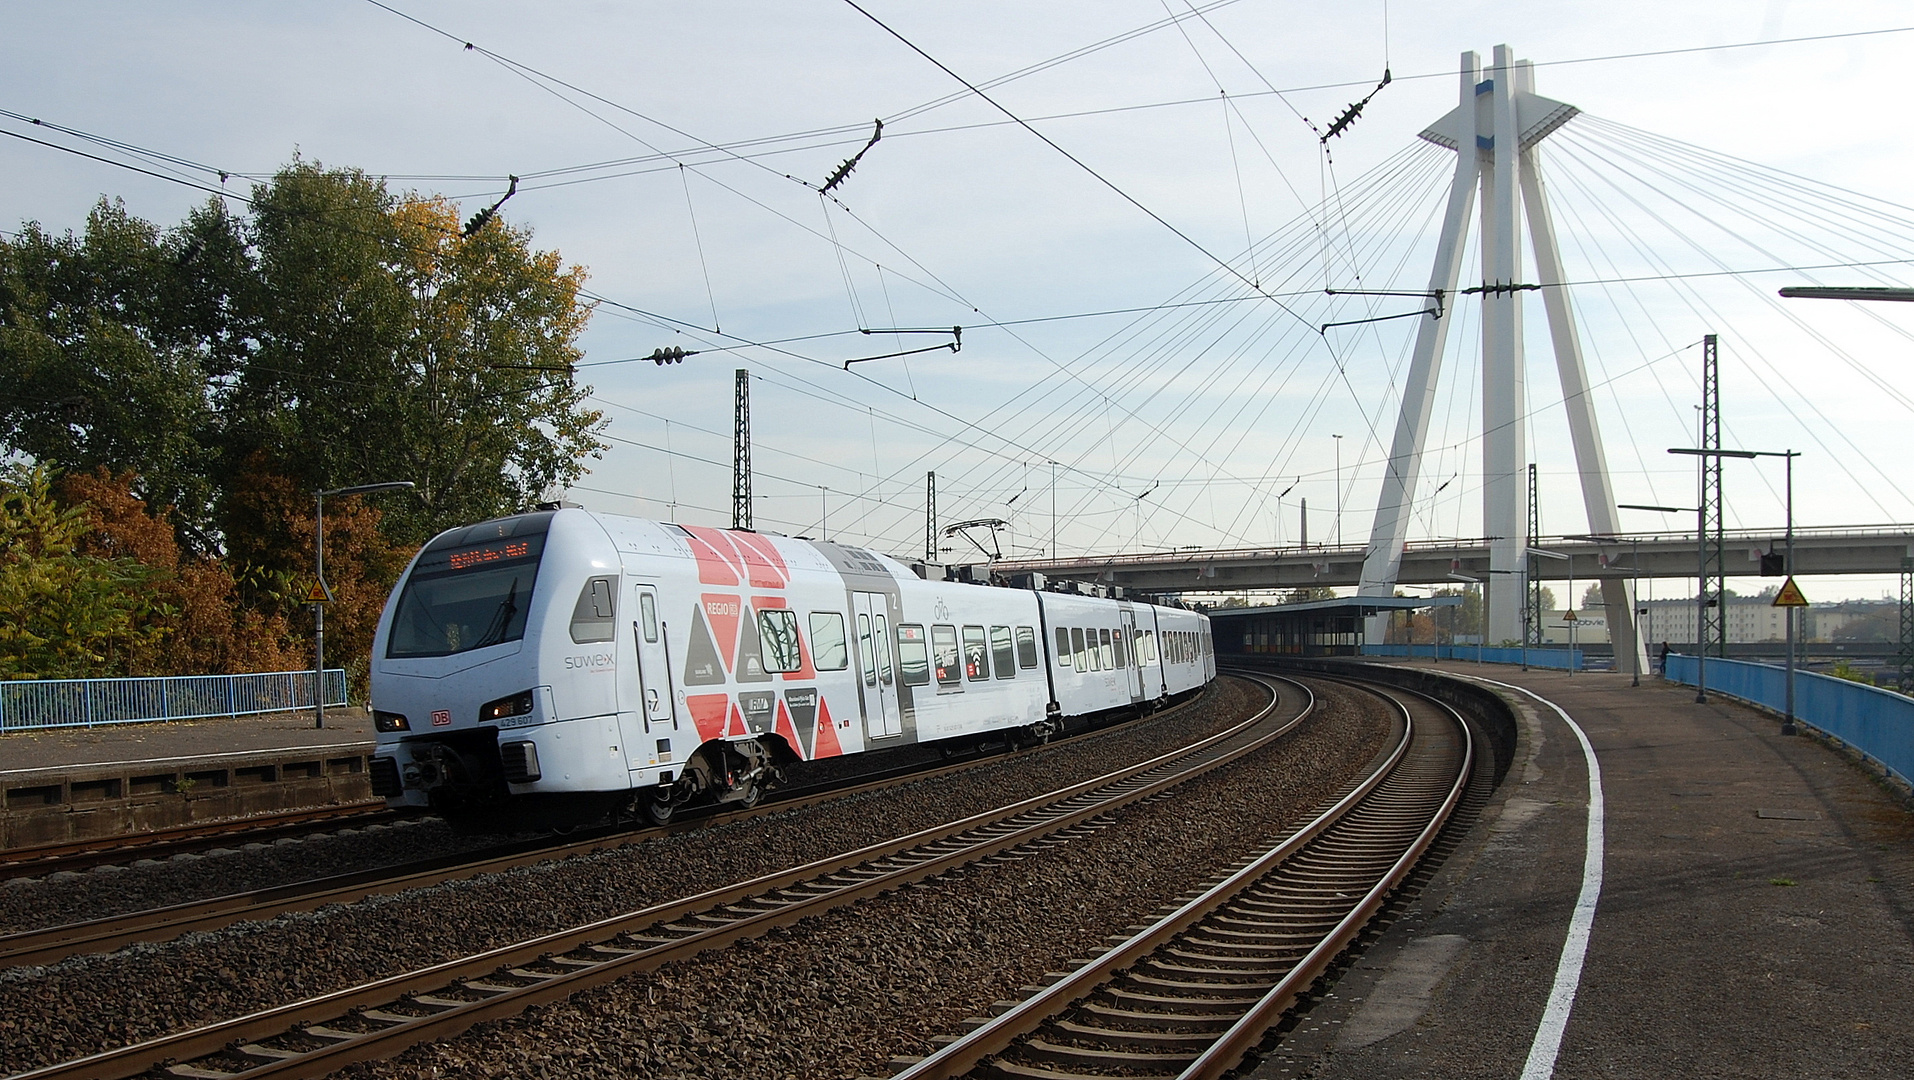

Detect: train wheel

[735,780,763,810]
[644,796,675,826]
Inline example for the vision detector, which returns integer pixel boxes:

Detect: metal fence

[0,669,347,732]
[1662,653,1913,789]
[1361,643,1584,671]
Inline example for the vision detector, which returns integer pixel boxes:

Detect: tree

[55,468,304,675]
[3,161,607,555]
[1279,586,1337,604]
[0,160,609,680]
[220,457,409,690]
[229,162,607,547]
[0,199,248,550]
[0,464,166,678]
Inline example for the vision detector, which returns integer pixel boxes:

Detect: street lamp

[313,481,416,729]
[1669,448,1799,735]
[1668,448,1799,731]
[1529,548,1572,673]
[1666,448,1758,704]
[1332,434,1343,548]
[1565,532,1648,686]
[1449,571,1482,664]
[1619,502,1699,682]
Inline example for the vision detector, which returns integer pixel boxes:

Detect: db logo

[431,709,452,727]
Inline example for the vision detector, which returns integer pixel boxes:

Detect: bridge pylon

[1357,45,1645,676]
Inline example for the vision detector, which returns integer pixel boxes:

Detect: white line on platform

[1449,673,1606,1080]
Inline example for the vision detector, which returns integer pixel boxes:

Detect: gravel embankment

[334,680,1390,1080]
[0,820,502,934]
[0,677,1364,1075]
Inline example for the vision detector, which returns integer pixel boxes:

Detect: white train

[367,509,1214,827]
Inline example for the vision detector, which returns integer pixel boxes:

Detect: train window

[1099,629,1113,670]
[897,624,931,686]
[387,529,546,659]
[640,592,659,642]
[810,613,848,671]
[1017,627,1039,669]
[1087,629,1102,671]
[568,576,617,644]
[875,615,894,685]
[1145,630,1157,664]
[1055,627,1071,666]
[991,626,1016,679]
[858,614,876,687]
[1071,627,1087,672]
[1112,628,1127,669]
[1132,629,1144,668]
[932,624,961,686]
[963,625,990,681]
[758,610,802,673]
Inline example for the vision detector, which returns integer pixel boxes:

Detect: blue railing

[1663,653,1913,789]
[0,669,347,732]
[1361,643,1584,671]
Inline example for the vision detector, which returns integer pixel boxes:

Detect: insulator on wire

[650,346,693,365]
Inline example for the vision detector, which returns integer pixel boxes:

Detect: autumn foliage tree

[0,161,607,680]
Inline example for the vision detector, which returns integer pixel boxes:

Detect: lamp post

[1529,548,1571,672]
[1449,572,1482,663]
[1668,448,1798,729]
[1332,434,1343,549]
[1619,502,1699,684]
[1565,532,1647,686]
[313,481,415,729]
[1666,447,1758,704]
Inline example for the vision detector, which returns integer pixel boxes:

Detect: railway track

[887,674,1472,1080]
[11,674,1306,1080]
[0,803,406,880]
[0,686,1218,970]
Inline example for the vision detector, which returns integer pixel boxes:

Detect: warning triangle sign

[305,582,331,603]
[1772,577,1809,608]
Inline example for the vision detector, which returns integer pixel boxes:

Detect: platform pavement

[1254,662,1914,1080]
[0,707,372,779]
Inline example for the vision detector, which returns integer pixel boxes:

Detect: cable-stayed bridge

[955,43,1914,671]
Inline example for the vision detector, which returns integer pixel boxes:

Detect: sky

[5,1,1913,601]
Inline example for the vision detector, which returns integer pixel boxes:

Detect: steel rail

[890,674,1472,1080]
[0,803,403,880]
[0,689,1214,969]
[8,675,1305,1080]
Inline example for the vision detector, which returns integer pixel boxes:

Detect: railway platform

[1256,661,1914,1080]
[0,708,376,847]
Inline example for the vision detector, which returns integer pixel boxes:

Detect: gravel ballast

[332,679,1391,1080]
[0,677,1385,1076]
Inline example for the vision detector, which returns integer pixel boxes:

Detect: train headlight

[480,689,536,723]
[373,711,410,732]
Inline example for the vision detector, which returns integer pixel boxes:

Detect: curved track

[10,675,1307,1080]
[889,673,1473,1080]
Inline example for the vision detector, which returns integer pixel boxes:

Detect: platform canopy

[1210,596,1460,658]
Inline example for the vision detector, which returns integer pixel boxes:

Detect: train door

[617,583,676,773]
[1119,608,1144,703]
[852,591,903,738]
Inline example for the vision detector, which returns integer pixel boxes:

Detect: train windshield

[386,514,553,659]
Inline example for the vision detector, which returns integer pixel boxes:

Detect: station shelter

[1209,596,1461,658]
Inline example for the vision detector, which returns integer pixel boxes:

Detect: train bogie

[367,509,1212,827]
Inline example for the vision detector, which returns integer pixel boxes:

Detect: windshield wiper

[473,578,521,649]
